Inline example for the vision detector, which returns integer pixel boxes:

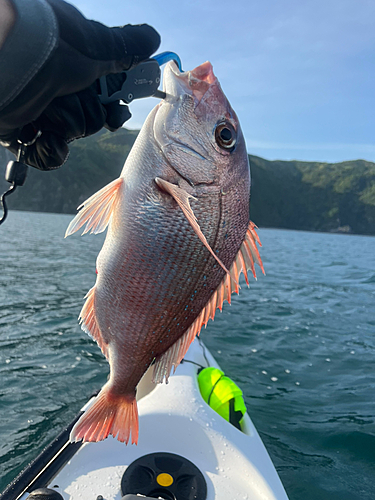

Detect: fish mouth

[163,61,218,104]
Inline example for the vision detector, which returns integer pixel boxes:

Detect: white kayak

[4,339,289,500]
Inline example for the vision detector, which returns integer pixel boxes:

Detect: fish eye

[215,122,236,151]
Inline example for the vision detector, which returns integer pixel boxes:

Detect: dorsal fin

[152,221,264,383]
[245,222,265,275]
[65,177,123,237]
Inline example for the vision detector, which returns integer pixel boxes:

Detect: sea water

[0,210,374,499]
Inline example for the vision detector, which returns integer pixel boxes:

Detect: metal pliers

[98,51,182,105]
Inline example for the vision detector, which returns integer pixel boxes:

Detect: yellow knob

[156,472,174,487]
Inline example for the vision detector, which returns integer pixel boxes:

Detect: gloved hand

[0,0,160,170]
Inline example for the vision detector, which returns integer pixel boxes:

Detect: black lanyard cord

[0,183,17,226]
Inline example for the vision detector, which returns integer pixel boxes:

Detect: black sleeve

[0,0,160,170]
[0,0,58,113]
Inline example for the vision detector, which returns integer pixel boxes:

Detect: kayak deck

[45,339,288,500]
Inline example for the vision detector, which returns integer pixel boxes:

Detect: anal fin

[79,286,108,359]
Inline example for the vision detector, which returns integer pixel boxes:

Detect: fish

[65,60,264,445]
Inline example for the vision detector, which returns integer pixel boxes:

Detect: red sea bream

[65,60,264,444]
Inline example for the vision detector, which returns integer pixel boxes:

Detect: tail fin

[70,384,139,444]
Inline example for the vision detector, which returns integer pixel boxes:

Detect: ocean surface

[0,210,374,499]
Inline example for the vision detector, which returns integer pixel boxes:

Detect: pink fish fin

[239,222,265,280]
[152,309,206,384]
[217,281,225,311]
[245,222,265,275]
[230,260,240,294]
[236,250,249,286]
[79,286,109,359]
[248,221,262,246]
[206,221,264,319]
[241,240,256,279]
[224,273,232,305]
[202,301,211,328]
[65,177,123,237]
[209,291,217,320]
[70,384,138,444]
[154,177,231,277]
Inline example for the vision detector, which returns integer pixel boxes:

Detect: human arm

[0,0,160,170]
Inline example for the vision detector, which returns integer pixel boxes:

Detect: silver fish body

[66,61,263,444]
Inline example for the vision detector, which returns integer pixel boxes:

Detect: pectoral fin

[155,177,230,276]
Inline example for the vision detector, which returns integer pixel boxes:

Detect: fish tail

[70,384,139,445]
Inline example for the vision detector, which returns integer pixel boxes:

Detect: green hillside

[1,128,374,235]
[0,128,138,214]
[250,156,375,234]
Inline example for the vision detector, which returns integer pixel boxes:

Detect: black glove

[0,0,160,170]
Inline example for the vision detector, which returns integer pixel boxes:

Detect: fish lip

[162,61,189,100]
[163,61,218,104]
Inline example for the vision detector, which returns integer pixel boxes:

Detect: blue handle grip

[153,52,183,72]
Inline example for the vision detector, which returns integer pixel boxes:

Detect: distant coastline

[1,128,374,236]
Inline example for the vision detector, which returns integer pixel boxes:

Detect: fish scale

[65,60,263,445]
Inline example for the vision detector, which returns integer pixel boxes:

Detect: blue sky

[73,0,375,163]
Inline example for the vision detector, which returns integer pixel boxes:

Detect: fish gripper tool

[98,51,183,104]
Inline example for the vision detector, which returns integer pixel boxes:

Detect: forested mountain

[0,128,138,214]
[249,156,375,234]
[1,128,374,235]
